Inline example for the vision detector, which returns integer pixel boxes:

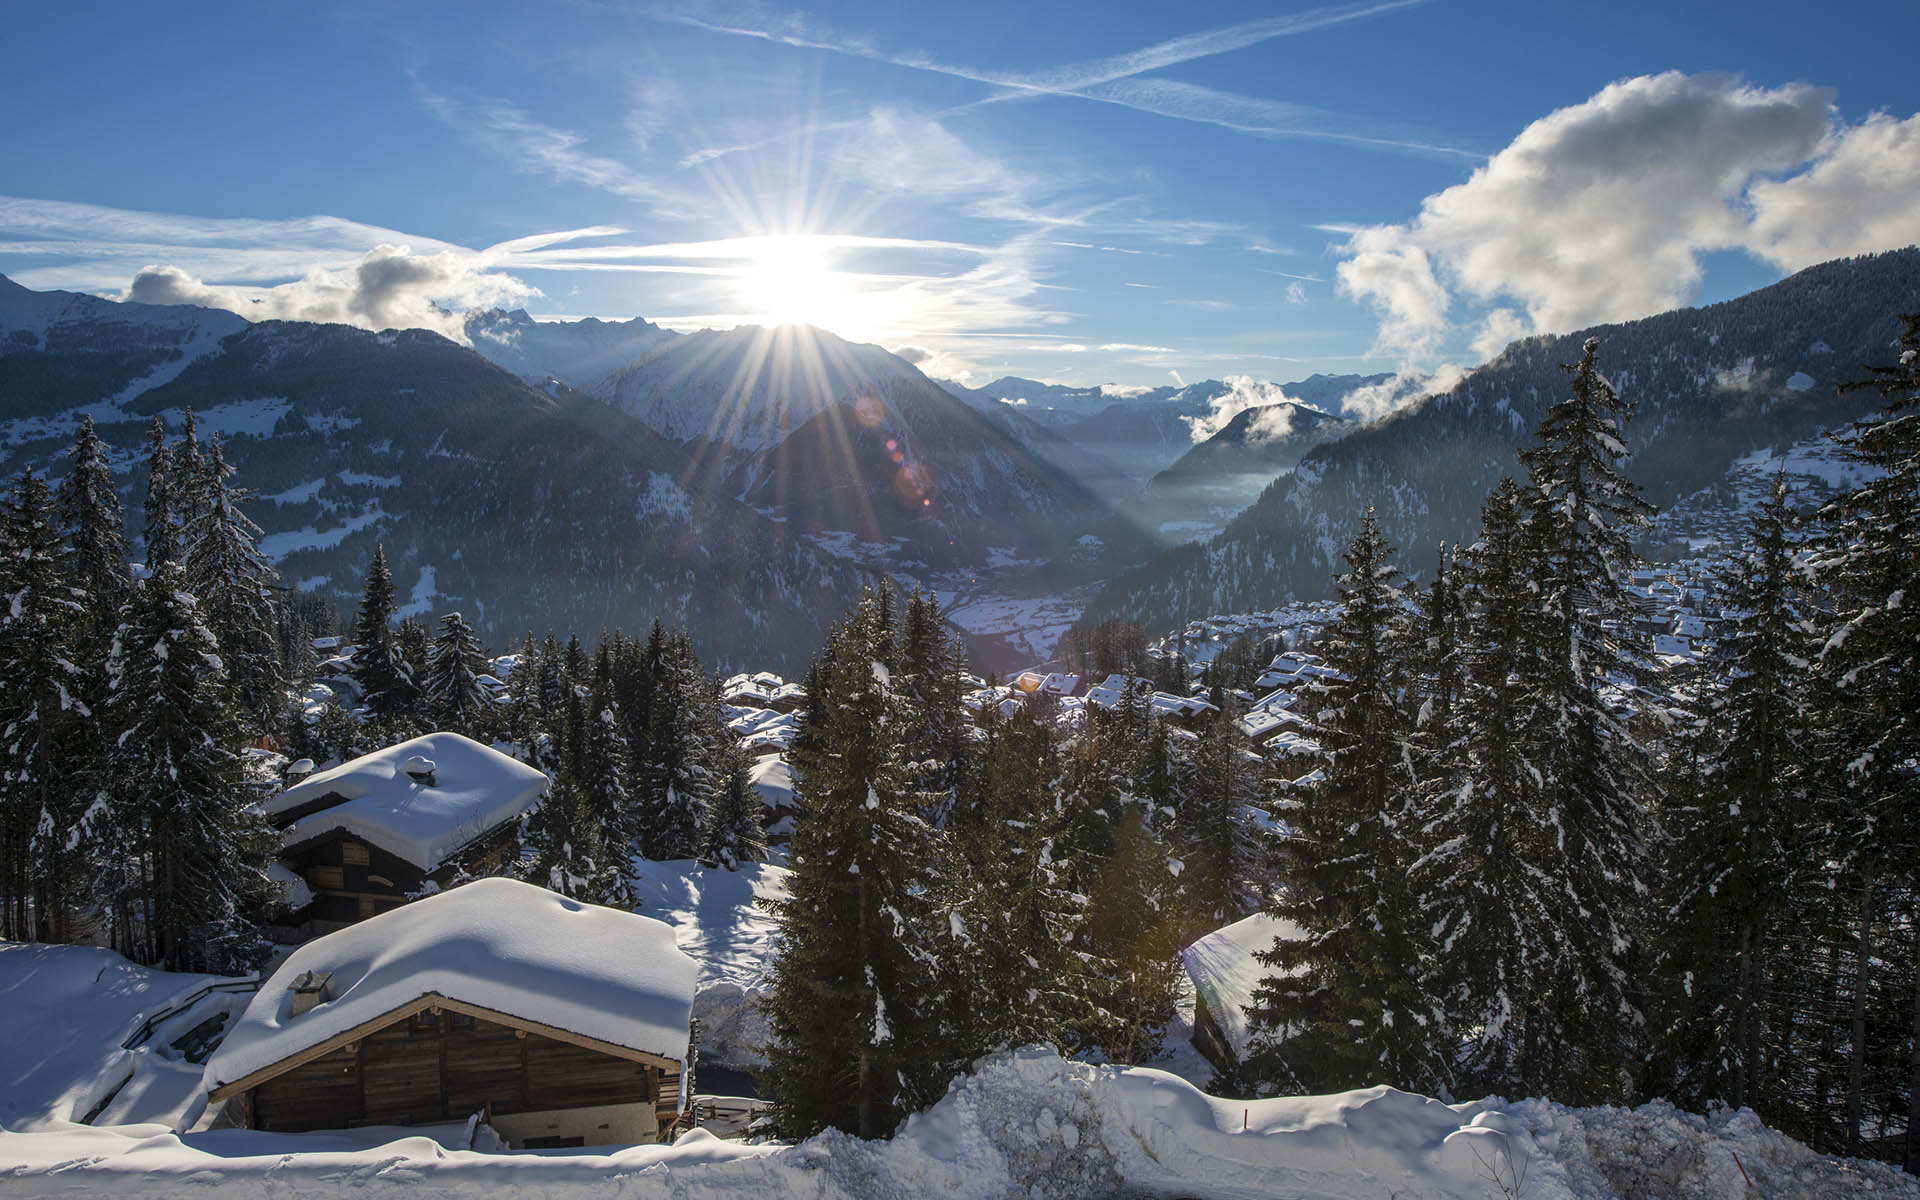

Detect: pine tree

[57,414,130,635]
[1176,690,1259,934]
[697,735,767,870]
[140,417,179,574]
[350,544,415,723]
[637,632,716,859]
[938,705,1086,1063]
[1511,336,1657,1104]
[427,611,491,733]
[570,647,639,905]
[1076,804,1184,1065]
[1806,315,1920,1164]
[1656,475,1815,1115]
[101,564,274,972]
[0,471,88,942]
[184,436,283,734]
[761,586,944,1139]
[1410,479,1549,1095]
[1245,511,1447,1095]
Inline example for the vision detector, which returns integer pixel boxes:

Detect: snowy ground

[3,1047,1913,1199]
[628,859,789,1069]
[0,944,252,1134]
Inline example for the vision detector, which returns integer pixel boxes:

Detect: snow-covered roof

[1084,675,1152,710]
[271,733,548,872]
[748,754,794,810]
[1181,913,1305,1062]
[205,879,696,1093]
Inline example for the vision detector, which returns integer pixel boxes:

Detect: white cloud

[1329,72,1920,415]
[1747,111,1920,271]
[1338,364,1464,423]
[1184,375,1302,442]
[125,245,538,343]
[1285,280,1309,305]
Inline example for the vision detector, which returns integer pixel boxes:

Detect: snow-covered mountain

[463,307,676,388]
[588,324,922,452]
[0,278,870,669]
[1081,247,1920,633]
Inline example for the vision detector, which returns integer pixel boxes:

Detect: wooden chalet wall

[245,1008,683,1138]
[280,833,427,925]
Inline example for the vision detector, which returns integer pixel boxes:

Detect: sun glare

[736,235,864,334]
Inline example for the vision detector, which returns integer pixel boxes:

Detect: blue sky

[4,0,1918,395]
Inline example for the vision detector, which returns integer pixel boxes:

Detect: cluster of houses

[202,729,701,1149]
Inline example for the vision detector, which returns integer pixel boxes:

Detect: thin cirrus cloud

[0,195,1064,354]
[664,0,1475,160]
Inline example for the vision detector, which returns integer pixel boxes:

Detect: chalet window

[411,1011,440,1034]
[309,866,344,890]
[341,842,370,867]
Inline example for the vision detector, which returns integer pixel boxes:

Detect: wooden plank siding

[240,1006,680,1136]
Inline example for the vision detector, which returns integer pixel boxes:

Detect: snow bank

[204,879,696,1093]
[8,1047,1914,1198]
[272,732,547,871]
[0,944,228,1131]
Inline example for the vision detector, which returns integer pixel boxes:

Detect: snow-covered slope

[464,307,677,388]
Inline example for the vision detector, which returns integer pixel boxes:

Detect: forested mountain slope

[1082,248,1920,630]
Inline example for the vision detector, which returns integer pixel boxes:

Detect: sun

[735,235,865,334]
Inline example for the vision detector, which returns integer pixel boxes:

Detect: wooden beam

[207,991,685,1103]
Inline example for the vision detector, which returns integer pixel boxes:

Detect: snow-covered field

[3,1047,1913,1198]
[628,859,789,1068]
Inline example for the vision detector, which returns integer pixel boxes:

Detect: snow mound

[3,1047,1916,1197]
[204,879,696,1094]
[0,944,230,1131]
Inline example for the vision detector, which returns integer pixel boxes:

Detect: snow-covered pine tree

[183,436,284,735]
[1410,479,1549,1096]
[1075,803,1183,1065]
[57,415,130,639]
[1511,336,1657,1104]
[937,703,1086,1066]
[171,409,207,528]
[569,646,639,905]
[1655,474,1815,1117]
[636,631,716,859]
[349,544,415,724]
[696,734,766,871]
[761,585,943,1140]
[896,588,969,822]
[0,470,88,942]
[1245,510,1447,1096]
[140,417,179,574]
[426,611,492,734]
[1175,689,1260,934]
[102,563,274,972]
[1806,314,1920,1165]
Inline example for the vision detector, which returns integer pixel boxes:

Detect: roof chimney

[288,970,333,1017]
[400,755,438,787]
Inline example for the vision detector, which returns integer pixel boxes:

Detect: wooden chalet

[205,879,698,1148]
[266,733,547,932]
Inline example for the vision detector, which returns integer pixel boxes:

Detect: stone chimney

[289,970,333,1017]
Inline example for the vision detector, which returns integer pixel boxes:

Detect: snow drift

[4,1047,1913,1198]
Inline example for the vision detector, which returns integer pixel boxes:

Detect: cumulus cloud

[1184,375,1306,442]
[1747,111,1920,270]
[126,245,537,344]
[1339,364,1465,423]
[1327,72,1920,417]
